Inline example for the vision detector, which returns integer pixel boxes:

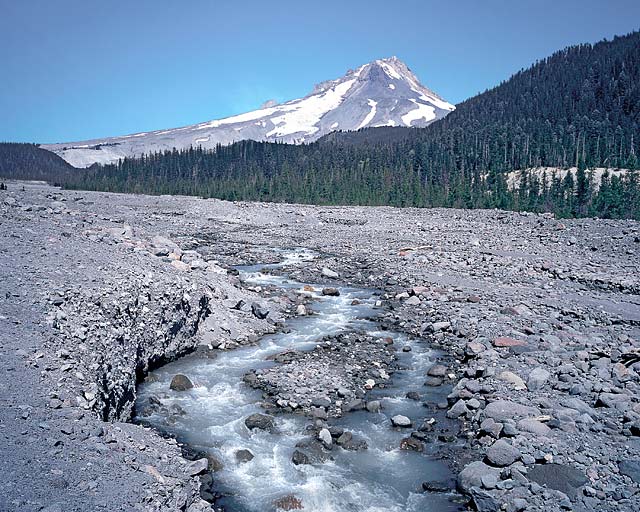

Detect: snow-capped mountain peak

[43,57,454,167]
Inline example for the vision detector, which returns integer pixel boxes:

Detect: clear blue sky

[1,0,638,143]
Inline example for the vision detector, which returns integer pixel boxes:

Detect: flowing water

[135,249,460,512]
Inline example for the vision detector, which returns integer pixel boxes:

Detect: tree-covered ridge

[0,143,76,182]
[42,32,640,219]
[411,31,640,172]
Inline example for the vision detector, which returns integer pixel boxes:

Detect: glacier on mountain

[43,56,454,167]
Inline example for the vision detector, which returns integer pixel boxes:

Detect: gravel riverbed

[1,181,639,511]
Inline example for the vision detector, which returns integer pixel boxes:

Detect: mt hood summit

[44,57,454,167]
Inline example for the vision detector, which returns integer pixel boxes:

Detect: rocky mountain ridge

[42,57,453,167]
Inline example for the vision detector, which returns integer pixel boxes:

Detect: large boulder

[485,440,521,467]
[618,460,640,484]
[527,463,588,498]
[483,400,540,422]
[244,413,275,432]
[251,302,269,319]
[470,488,500,512]
[169,374,194,391]
[527,367,551,390]
[151,235,181,257]
[184,458,208,476]
[321,267,339,279]
[291,450,310,465]
[497,371,526,390]
[391,415,412,427]
[446,399,468,419]
[343,399,365,412]
[457,461,501,494]
[235,449,254,463]
[517,418,551,436]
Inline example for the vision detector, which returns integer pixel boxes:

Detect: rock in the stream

[244,413,275,432]
[170,374,194,391]
[400,437,423,452]
[427,364,447,377]
[185,458,208,476]
[422,480,451,493]
[344,399,365,412]
[235,449,254,463]
[341,436,368,452]
[291,450,310,465]
[366,400,381,413]
[273,494,304,511]
[391,415,412,427]
[321,287,340,296]
[318,428,332,448]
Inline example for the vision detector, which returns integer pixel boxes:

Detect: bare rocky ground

[1,181,639,512]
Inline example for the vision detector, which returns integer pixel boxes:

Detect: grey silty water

[135,249,459,511]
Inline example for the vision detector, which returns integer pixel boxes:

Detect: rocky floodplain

[1,181,639,512]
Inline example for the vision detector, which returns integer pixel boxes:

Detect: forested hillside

[0,143,76,183]
[60,31,640,219]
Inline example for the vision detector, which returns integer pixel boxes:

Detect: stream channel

[135,249,461,512]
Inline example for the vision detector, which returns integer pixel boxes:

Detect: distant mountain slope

[63,31,640,219]
[325,31,640,163]
[0,143,77,182]
[42,57,453,167]
[406,31,640,173]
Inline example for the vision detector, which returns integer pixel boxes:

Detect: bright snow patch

[196,105,282,130]
[417,93,455,112]
[357,99,378,130]
[378,60,402,79]
[388,84,395,90]
[401,99,436,126]
[266,78,357,138]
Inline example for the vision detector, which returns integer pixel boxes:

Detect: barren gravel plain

[1,181,639,512]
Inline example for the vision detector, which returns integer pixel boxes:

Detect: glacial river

[135,249,460,512]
